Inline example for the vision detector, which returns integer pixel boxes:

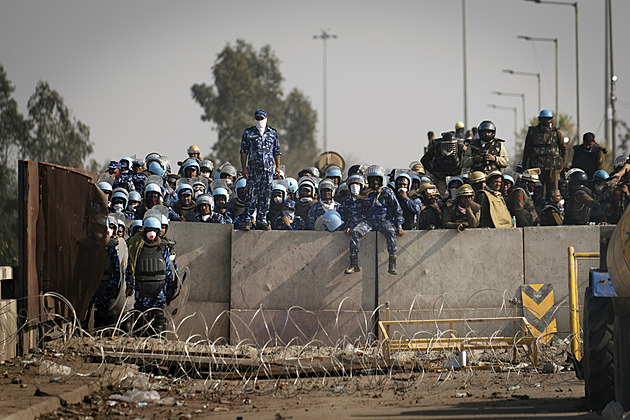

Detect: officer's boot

[242,221,251,232]
[344,254,360,274]
[388,255,398,275]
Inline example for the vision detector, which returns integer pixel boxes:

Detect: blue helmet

[447,176,463,189]
[318,179,336,193]
[325,167,342,179]
[395,172,412,186]
[273,183,287,196]
[196,194,214,210]
[592,170,609,181]
[285,177,298,194]
[98,182,113,194]
[539,109,553,118]
[120,157,133,171]
[130,220,143,233]
[182,159,200,174]
[176,183,193,196]
[235,178,247,190]
[144,183,163,198]
[160,214,169,227]
[347,174,365,186]
[111,189,129,206]
[213,187,229,198]
[503,174,515,185]
[129,191,142,203]
[321,210,343,232]
[364,165,386,186]
[143,216,161,230]
[148,160,166,177]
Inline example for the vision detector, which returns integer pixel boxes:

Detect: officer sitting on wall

[345,165,404,276]
[307,179,340,230]
[126,216,178,336]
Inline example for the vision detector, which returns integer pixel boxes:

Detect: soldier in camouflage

[240,109,281,231]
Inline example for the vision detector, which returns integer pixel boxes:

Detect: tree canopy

[191,39,319,174]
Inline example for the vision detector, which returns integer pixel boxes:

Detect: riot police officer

[462,120,509,173]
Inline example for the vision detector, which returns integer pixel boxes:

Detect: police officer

[225,177,247,220]
[211,187,233,224]
[443,184,481,230]
[307,179,340,230]
[394,172,423,230]
[475,171,512,228]
[240,109,281,231]
[89,214,129,330]
[421,131,466,196]
[295,176,318,222]
[506,169,540,227]
[417,184,443,230]
[345,166,404,275]
[339,174,365,233]
[462,120,509,174]
[564,171,595,225]
[540,189,564,226]
[571,132,607,179]
[126,216,178,336]
[171,182,197,221]
[522,110,567,195]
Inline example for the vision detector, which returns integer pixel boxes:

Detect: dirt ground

[1,355,600,420]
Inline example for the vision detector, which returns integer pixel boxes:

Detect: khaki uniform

[540,204,563,226]
[462,138,509,173]
[475,189,512,228]
[443,200,481,229]
[505,187,539,227]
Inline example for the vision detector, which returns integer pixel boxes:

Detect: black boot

[344,254,360,274]
[388,255,398,275]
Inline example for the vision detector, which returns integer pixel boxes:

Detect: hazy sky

[1,0,628,173]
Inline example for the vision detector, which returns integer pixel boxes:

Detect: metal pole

[554,38,559,117]
[567,246,581,361]
[609,0,616,157]
[536,73,541,111]
[462,0,468,129]
[313,30,337,153]
[605,0,610,146]
[574,2,580,140]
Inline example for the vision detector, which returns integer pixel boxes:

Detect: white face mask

[201,172,210,179]
[194,190,204,199]
[300,197,313,203]
[349,184,361,196]
[145,231,157,241]
[113,203,124,212]
[273,196,283,205]
[106,228,114,237]
[255,118,267,133]
[224,178,233,188]
[127,203,138,212]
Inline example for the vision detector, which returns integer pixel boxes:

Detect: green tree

[191,39,318,174]
[22,81,93,168]
[0,65,27,265]
[281,88,319,176]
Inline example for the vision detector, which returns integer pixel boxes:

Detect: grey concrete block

[231,230,376,311]
[523,225,599,333]
[378,229,525,311]
[168,222,232,303]
[167,301,229,343]
[0,300,18,359]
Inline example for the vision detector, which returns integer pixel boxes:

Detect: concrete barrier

[167,222,232,341]
[377,228,525,337]
[523,225,600,333]
[230,230,377,345]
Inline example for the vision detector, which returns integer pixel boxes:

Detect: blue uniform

[349,187,403,256]
[240,125,281,224]
[398,194,423,230]
[126,243,177,310]
[193,211,232,224]
[339,195,364,230]
[306,200,341,230]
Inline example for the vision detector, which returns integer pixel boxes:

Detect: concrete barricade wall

[230,230,376,345]
[167,222,232,341]
[523,225,600,334]
[377,228,525,337]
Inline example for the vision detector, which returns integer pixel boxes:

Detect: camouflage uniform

[240,125,281,224]
[193,211,232,224]
[306,200,341,230]
[349,187,403,256]
[339,194,363,231]
[522,124,567,194]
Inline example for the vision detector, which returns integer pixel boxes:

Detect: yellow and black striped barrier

[521,284,556,344]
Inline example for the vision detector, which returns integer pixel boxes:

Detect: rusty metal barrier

[567,246,599,362]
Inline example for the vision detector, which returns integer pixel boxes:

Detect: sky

[1,0,629,174]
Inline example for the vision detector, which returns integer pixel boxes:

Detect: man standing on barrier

[240,109,282,231]
[345,165,404,276]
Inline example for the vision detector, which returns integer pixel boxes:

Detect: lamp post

[525,0,580,138]
[488,104,518,137]
[517,35,558,117]
[313,30,337,152]
[462,0,468,129]
[491,91,527,128]
[503,69,541,112]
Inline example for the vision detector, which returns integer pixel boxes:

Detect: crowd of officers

[89,109,630,335]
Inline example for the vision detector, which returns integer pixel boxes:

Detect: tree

[280,88,318,176]
[191,39,318,174]
[22,81,92,168]
[0,64,27,265]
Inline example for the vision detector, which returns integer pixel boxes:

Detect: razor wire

[0,290,584,402]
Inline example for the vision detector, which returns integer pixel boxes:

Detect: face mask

[300,197,313,204]
[273,196,283,205]
[194,190,204,199]
[398,187,408,194]
[201,172,210,179]
[148,197,159,207]
[106,228,114,237]
[145,231,157,241]
[127,204,138,212]
[255,118,267,132]
[113,203,124,212]
[224,178,233,188]
[349,184,361,196]
[202,214,210,222]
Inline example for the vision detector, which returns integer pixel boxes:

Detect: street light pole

[503,69,541,111]
[491,91,527,128]
[525,0,580,138]
[517,35,559,117]
[462,0,468,129]
[313,30,337,153]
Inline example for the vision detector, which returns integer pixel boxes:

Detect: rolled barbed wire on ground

[0,291,584,401]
